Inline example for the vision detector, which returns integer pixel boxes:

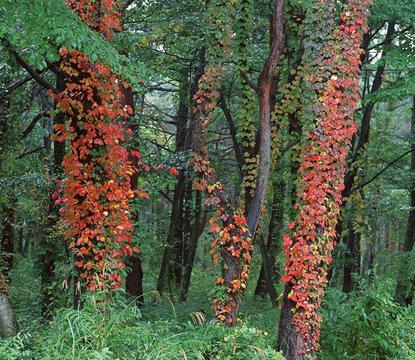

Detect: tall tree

[395,96,415,305]
[277,1,371,357]
[51,0,137,297]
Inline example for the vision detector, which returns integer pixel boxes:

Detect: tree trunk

[342,221,361,293]
[246,0,285,235]
[361,241,374,276]
[395,95,415,305]
[180,190,207,301]
[0,272,18,338]
[17,222,25,257]
[255,178,285,305]
[43,72,65,317]
[126,256,144,306]
[277,284,305,360]
[156,174,186,296]
[156,69,191,296]
[219,0,285,326]
[1,203,15,278]
[276,1,371,356]
[178,179,194,299]
[122,78,145,307]
[337,21,395,242]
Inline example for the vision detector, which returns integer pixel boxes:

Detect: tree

[277,0,371,357]
[51,0,137,297]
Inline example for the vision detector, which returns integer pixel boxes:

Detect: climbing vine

[281,0,371,354]
[190,0,253,325]
[234,0,258,198]
[51,0,137,292]
[66,0,121,41]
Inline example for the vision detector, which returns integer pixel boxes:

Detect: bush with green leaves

[319,280,415,360]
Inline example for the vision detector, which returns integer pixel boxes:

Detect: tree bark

[42,72,65,317]
[277,284,305,360]
[156,175,186,296]
[246,0,285,235]
[342,221,361,293]
[120,76,145,307]
[219,0,285,326]
[126,255,144,306]
[254,178,285,305]
[180,190,207,301]
[395,95,415,305]
[125,165,145,307]
[0,272,18,338]
[1,203,15,278]
[156,67,191,294]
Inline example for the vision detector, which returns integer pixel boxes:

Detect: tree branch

[357,149,414,190]
[17,146,46,159]
[218,93,244,180]
[2,39,56,92]
[0,75,33,100]
[21,112,50,138]
[246,0,285,235]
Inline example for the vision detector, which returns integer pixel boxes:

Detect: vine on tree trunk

[190,0,253,325]
[51,1,139,293]
[281,0,371,355]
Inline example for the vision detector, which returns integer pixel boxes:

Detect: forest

[1,0,415,359]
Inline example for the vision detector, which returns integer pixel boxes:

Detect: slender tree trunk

[121,78,145,307]
[180,190,206,301]
[156,174,186,296]
[395,95,415,305]
[342,221,361,293]
[361,242,374,276]
[157,68,195,296]
[1,203,15,278]
[246,0,285,235]
[126,256,144,306]
[178,179,193,299]
[255,178,285,305]
[218,0,285,326]
[126,169,144,307]
[0,272,18,338]
[43,73,65,317]
[17,222,25,257]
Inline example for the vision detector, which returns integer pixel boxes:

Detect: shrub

[319,280,415,360]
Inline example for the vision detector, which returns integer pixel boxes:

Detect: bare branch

[0,75,33,100]
[21,112,50,138]
[17,145,46,159]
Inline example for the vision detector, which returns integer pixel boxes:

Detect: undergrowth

[0,294,284,360]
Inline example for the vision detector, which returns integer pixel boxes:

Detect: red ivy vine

[66,0,121,40]
[192,147,252,324]
[190,60,253,324]
[51,1,138,292]
[281,0,371,354]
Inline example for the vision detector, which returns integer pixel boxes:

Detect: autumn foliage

[281,0,371,354]
[191,59,253,324]
[51,0,137,292]
[191,117,253,324]
[66,0,121,40]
